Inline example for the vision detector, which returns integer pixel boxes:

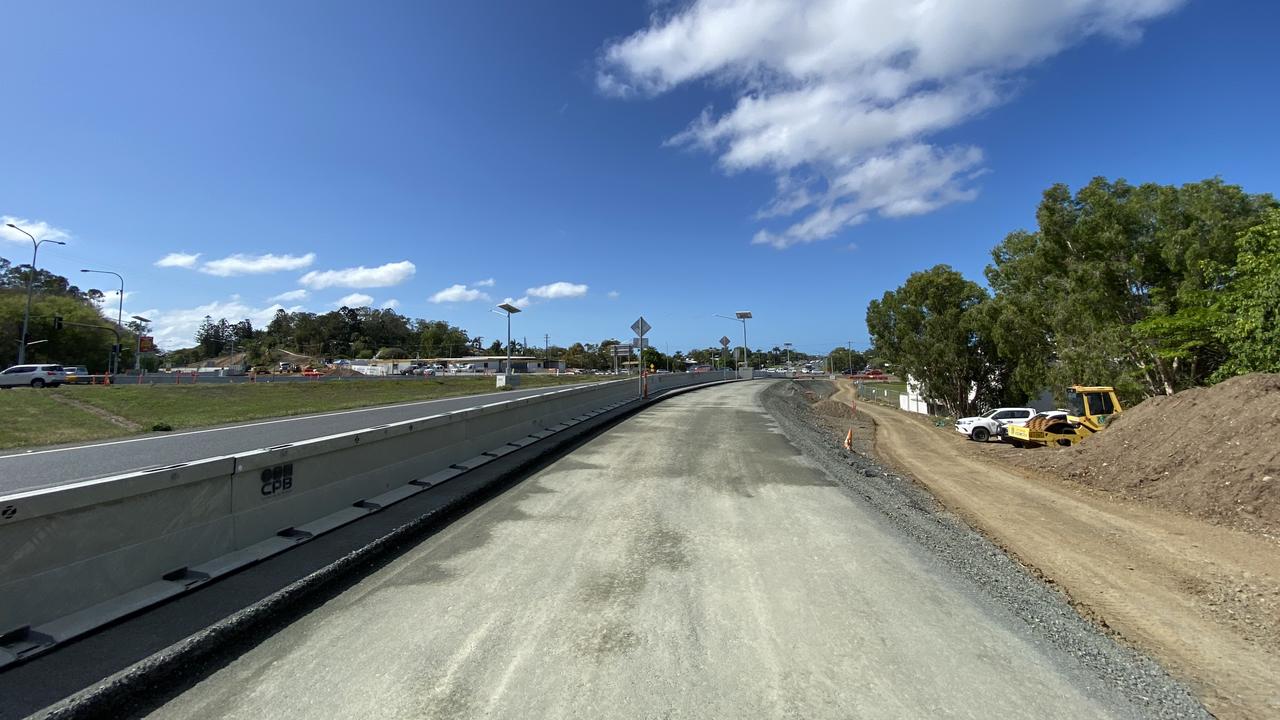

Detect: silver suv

[0,364,67,388]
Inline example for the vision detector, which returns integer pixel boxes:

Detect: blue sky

[2,1,1276,356]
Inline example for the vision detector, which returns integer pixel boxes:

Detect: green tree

[987,177,1275,401]
[1213,209,1280,377]
[0,291,123,370]
[866,265,1000,415]
[827,347,867,374]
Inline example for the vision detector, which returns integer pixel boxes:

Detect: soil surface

[832,380,1280,720]
[997,373,1280,537]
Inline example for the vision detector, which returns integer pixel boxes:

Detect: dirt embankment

[998,373,1280,537]
[834,380,1280,720]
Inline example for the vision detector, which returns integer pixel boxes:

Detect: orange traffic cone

[843,428,853,451]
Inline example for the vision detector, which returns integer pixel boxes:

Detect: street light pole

[714,311,752,374]
[81,269,124,374]
[493,303,522,383]
[132,315,151,372]
[8,223,66,365]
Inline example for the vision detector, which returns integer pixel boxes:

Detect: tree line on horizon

[866,177,1280,415]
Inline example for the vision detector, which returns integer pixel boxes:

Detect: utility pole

[847,341,853,374]
[544,333,550,371]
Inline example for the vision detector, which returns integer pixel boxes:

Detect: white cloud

[154,252,201,269]
[139,298,306,350]
[599,0,1184,247]
[336,293,374,308]
[382,298,400,310]
[526,281,589,299]
[429,284,492,304]
[93,290,134,307]
[1,216,71,244]
[200,252,316,277]
[300,260,416,289]
[269,289,309,302]
[475,278,496,287]
[607,290,620,299]
[91,291,135,323]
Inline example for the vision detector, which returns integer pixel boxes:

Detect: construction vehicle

[1005,386,1122,448]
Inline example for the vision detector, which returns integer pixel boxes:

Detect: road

[852,393,1280,720]
[148,381,1141,719]
[0,382,615,495]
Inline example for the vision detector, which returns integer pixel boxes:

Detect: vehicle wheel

[30,378,45,388]
[1056,439,1073,447]
[970,426,990,442]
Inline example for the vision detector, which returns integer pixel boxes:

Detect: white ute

[955,407,1036,442]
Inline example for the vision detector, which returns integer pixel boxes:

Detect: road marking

[0,387,572,462]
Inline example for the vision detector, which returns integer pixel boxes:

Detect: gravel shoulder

[807,380,1278,720]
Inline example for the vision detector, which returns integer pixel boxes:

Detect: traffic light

[53,316,64,330]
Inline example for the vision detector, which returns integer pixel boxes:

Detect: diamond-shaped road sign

[630,316,651,337]
[719,335,731,348]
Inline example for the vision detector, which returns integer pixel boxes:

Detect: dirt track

[843,383,1280,720]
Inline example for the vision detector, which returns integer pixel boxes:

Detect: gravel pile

[761,380,1210,720]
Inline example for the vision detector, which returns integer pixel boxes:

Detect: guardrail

[0,370,734,667]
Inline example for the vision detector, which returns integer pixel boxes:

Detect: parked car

[0,364,67,388]
[412,366,436,376]
[63,365,91,384]
[954,407,1036,442]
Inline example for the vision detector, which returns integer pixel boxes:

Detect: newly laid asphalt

[0,382,621,495]
[148,381,1144,719]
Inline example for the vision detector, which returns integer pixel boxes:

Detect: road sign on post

[630,316,650,397]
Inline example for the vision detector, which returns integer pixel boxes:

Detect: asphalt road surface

[0,382,616,495]
[148,381,1145,719]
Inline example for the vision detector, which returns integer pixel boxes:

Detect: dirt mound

[201,352,248,368]
[1014,373,1280,534]
[812,399,857,419]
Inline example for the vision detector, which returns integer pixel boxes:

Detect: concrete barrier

[0,372,731,667]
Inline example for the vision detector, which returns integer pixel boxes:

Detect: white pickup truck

[954,407,1036,442]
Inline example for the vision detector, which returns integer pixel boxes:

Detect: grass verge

[1,375,608,450]
[0,389,135,448]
